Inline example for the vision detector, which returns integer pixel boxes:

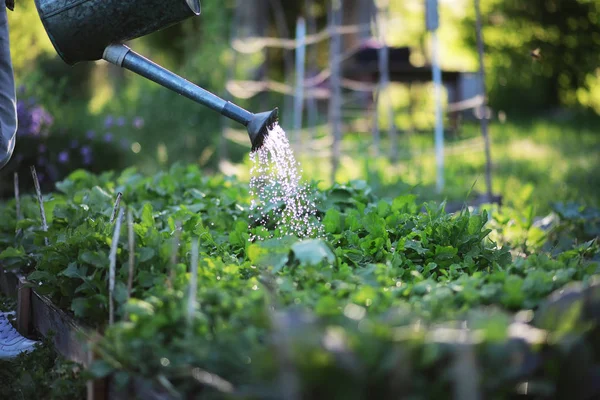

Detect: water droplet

[248,123,324,240]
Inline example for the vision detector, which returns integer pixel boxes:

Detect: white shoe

[0,312,39,359]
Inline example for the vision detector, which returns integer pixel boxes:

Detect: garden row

[0,164,599,399]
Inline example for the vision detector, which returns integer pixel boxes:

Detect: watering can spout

[103,44,277,151]
[34,0,278,151]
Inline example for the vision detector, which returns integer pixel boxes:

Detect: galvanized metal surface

[35,0,201,65]
[102,44,278,151]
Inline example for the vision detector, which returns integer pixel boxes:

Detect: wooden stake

[87,334,108,400]
[474,0,493,200]
[30,166,48,246]
[126,208,135,297]
[260,276,301,400]
[269,0,295,142]
[16,275,31,336]
[305,0,319,142]
[453,343,481,400]
[110,192,123,223]
[474,0,492,201]
[168,220,182,288]
[376,2,398,163]
[124,209,135,322]
[14,172,21,236]
[328,0,343,184]
[293,17,307,144]
[187,238,199,329]
[108,207,124,326]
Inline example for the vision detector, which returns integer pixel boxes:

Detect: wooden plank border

[0,268,110,399]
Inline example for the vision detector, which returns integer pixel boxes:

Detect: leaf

[376,200,390,217]
[0,246,27,268]
[137,271,155,288]
[323,208,342,234]
[468,214,484,235]
[79,251,108,269]
[15,218,38,230]
[247,237,294,271]
[26,270,54,282]
[249,248,289,271]
[292,239,336,266]
[59,263,87,279]
[138,247,156,263]
[392,194,417,214]
[0,246,25,259]
[85,186,114,210]
[113,281,129,304]
[434,245,458,265]
[123,299,155,319]
[404,240,427,256]
[364,212,386,237]
[315,296,339,316]
[140,202,155,229]
[88,360,114,379]
[71,298,89,318]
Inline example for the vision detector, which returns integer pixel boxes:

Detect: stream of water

[249,123,323,240]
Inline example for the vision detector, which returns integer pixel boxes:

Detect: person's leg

[0,6,38,359]
[0,4,16,170]
[0,311,39,359]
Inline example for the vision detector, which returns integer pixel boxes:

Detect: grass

[232,116,600,215]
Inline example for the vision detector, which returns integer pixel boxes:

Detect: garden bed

[0,267,170,400]
[0,268,90,365]
[0,164,599,399]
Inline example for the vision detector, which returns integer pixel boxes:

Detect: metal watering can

[34,0,276,151]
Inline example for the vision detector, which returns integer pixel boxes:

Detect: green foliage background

[3,0,600,209]
[8,0,600,143]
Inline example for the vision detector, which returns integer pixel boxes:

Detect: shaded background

[2,0,599,214]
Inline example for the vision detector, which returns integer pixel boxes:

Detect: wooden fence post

[16,275,31,336]
[329,0,343,184]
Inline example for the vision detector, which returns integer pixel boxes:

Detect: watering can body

[34,0,201,65]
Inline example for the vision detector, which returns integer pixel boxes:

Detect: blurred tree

[463,0,600,113]
[6,2,55,78]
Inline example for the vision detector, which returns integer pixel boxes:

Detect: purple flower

[58,151,69,164]
[70,140,79,149]
[38,144,47,153]
[86,130,96,140]
[37,156,47,166]
[117,117,126,127]
[133,117,145,129]
[16,100,53,137]
[80,146,93,165]
[103,133,113,142]
[120,138,129,149]
[104,116,114,129]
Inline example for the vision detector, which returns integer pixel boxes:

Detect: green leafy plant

[0,164,598,398]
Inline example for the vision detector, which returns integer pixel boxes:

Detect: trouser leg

[0,5,16,170]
